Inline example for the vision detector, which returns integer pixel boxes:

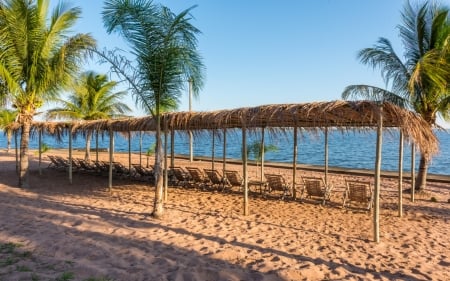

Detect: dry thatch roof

[26,101,438,155]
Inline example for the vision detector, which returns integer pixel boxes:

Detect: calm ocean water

[1,129,449,176]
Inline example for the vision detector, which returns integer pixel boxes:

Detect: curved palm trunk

[152,112,164,218]
[415,153,428,191]
[19,118,32,188]
[85,130,92,161]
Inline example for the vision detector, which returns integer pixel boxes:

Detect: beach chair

[76,159,98,173]
[204,169,229,191]
[343,180,373,210]
[301,176,332,205]
[224,170,244,191]
[46,155,60,169]
[132,164,154,182]
[169,167,192,187]
[185,167,210,189]
[264,174,291,199]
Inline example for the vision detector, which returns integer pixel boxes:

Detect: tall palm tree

[0,0,96,188]
[342,1,450,191]
[101,0,205,218]
[0,109,18,153]
[46,71,131,160]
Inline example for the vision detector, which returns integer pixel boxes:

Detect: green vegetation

[0,0,96,188]
[0,109,18,153]
[342,1,450,191]
[47,71,131,160]
[100,0,205,218]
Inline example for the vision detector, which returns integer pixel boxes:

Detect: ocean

[1,129,449,176]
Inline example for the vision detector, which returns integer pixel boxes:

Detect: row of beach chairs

[169,167,374,210]
[47,155,155,182]
[46,155,373,210]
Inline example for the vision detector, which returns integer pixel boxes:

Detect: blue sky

[53,0,449,126]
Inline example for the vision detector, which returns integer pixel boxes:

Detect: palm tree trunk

[6,130,12,153]
[19,118,31,188]
[415,153,428,191]
[152,112,164,218]
[85,130,92,161]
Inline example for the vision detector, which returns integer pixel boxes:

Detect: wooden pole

[324,127,329,186]
[411,144,416,202]
[222,128,227,174]
[189,78,193,162]
[242,126,249,216]
[68,126,73,185]
[170,129,175,168]
[109,130,113,192]
[164,121,168,202]
[398,131,404,217]
[293,126,298,199]
[260,127,265,183]
[374,106,383,243]
[95,130,99,163]
[139,131,142,166]
[38,129,42,176]
[211,130,215,171]
[128,131,132,173]
[15,130,18,174]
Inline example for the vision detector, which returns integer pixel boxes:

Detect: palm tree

[101,0,205,218]
[0,0,96,188]
[342,1,450,191]
[46,71,131,160]
[0,109,18,153]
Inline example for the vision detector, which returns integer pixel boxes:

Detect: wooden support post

[211,131,215,171]
[222,128,227,174]
[109,130,113,192]
[128,131,132,173]
[242,126,249,216]
[95,131,99,163]
[293,126,298,199]
[38,129,42,176]
[411,144,416,202]
[170,129,175,168]
[398,131,404,217]
[68,126,73,184]
[260,127,265,183]
[324,127,329,186]
[374,106,383,243]
[139,131,142,166]
[164,122,168,202]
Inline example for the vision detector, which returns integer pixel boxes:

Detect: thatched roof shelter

[26,101,438,155]
[7,100,439,243]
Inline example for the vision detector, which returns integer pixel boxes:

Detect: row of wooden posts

[21,113,416,243]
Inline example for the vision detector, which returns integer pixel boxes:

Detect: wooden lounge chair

[224,170,244,191]
[264,174,291,199]
[170,167,192,187]
[132,164,154,182]
[204,169,229,191]
[343,180,373,210]
[185,167,210,189]
[301,176,332,205]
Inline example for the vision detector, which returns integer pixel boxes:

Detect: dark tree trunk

[415,153,428,191]
[152,112,164,218]
[19,118,31,188]
[85,130,92,161]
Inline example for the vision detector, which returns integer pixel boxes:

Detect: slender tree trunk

[6,130,12,153]
[19,118,32,188]
[415,153,428,191]
[152,112,164,218]
[85,130,92,161]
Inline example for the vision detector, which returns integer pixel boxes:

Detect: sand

[0,150,449,281]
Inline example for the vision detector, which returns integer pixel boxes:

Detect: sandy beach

[0,150,449,281]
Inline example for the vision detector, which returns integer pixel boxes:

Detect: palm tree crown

[0,0,96,187]
[342,0,450,190]
[101,0,205,218]
[47,71,131,160]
